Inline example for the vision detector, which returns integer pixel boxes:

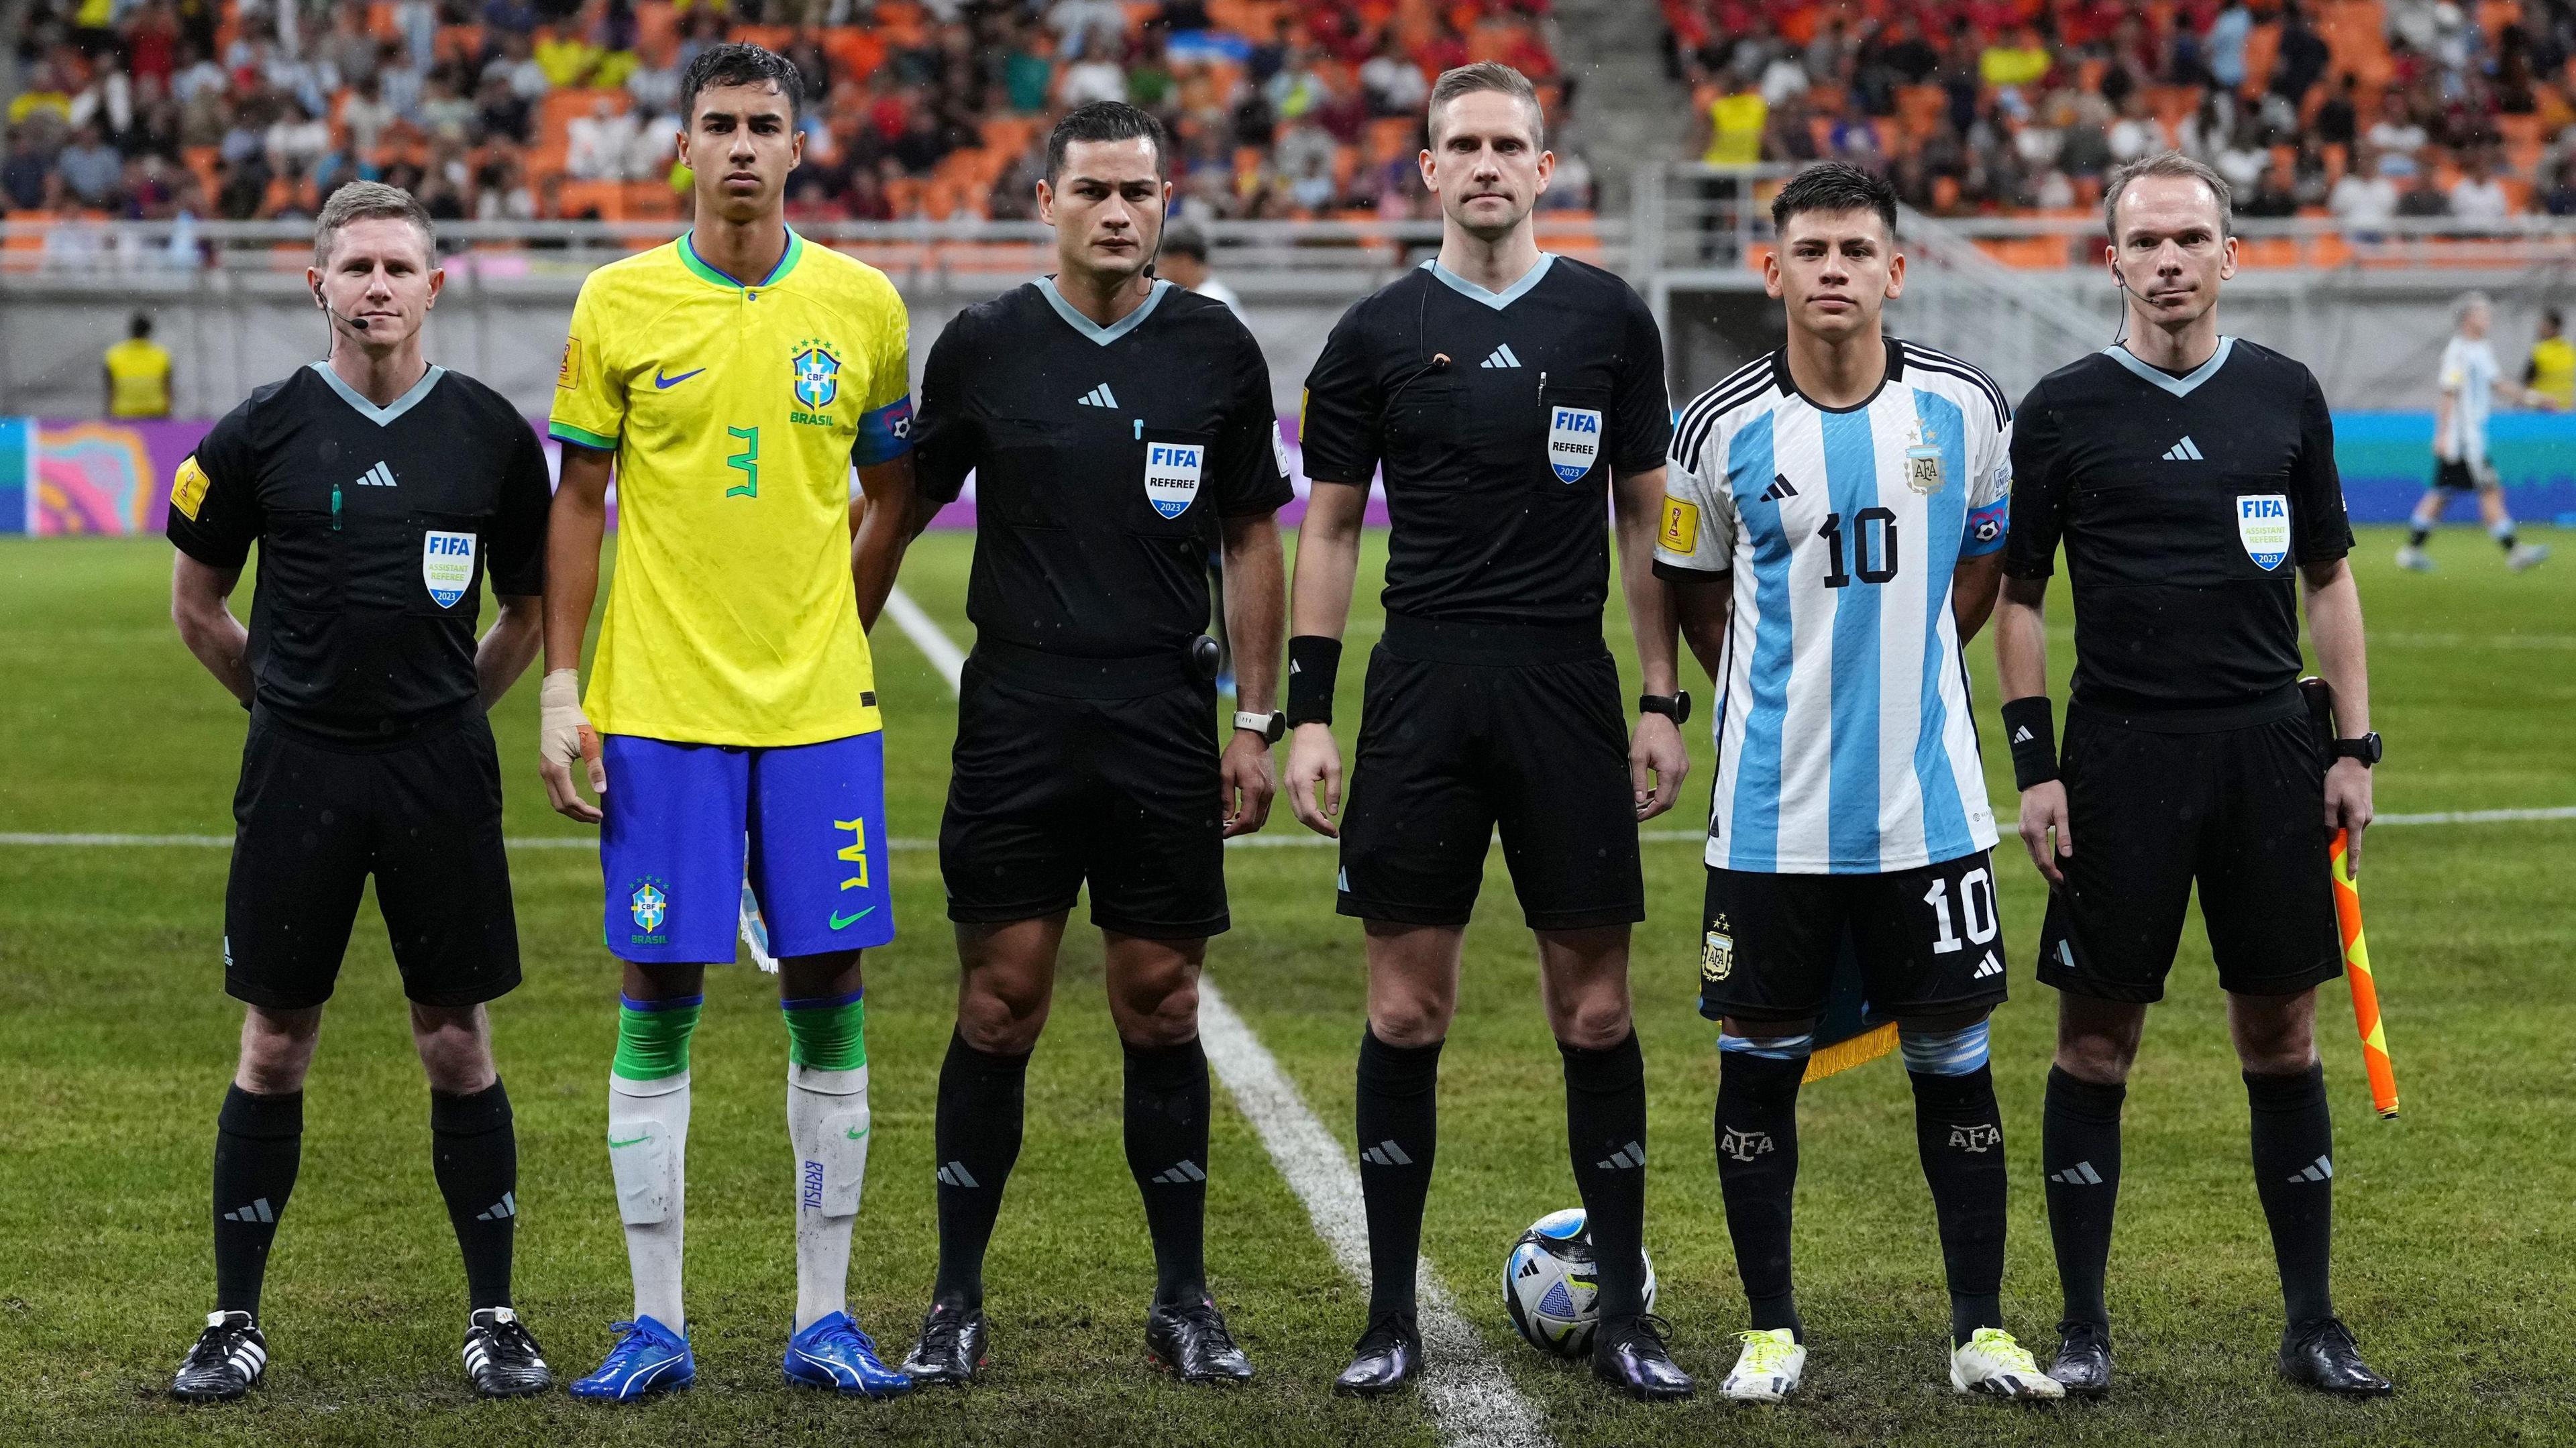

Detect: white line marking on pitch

[881,584,1552,1448]
[10,805,2573,853]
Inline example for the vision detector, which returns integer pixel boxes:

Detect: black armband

[2001,696,2059,791]
[1284,634,1342,727]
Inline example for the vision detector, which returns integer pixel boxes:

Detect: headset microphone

[315,287,371,331]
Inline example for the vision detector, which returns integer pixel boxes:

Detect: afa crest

[790,339,842,411]
[1701,917,1735,984]
[629,877,669,935]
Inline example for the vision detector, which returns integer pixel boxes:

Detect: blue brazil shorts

[600,730,896,964]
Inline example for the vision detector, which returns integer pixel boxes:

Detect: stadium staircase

[1550,0,1685,214]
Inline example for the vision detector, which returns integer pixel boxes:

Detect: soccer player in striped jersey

[1653,163,2060,1404]
[538,44,924,1401]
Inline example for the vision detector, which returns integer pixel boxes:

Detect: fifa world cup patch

[1660,495,1701,554]
[1546,406,1603,483]
[1144,441,1204,519]
[421,530,476,608]
[556,336,580,390]
[1701,917,1735,984]
[2237,493,2291,570]
[170,454,211,521]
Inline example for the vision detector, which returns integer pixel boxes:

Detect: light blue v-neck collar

[309,359,445,426]
[1038,277,1171,345]
[1423,253,1556,311]
[2103,336,2234,397]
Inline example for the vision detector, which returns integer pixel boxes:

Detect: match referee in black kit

[1994,154,2387,1399]
[1285,62,1692,1401]
[895,101,1291,1388]
[163,183,554,1403]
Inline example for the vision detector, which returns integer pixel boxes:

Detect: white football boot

[1951,1326,2066,1399]
[1719,1327,1805,1403]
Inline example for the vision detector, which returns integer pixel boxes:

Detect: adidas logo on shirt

[1972,951,2003,980]
[474,1191,517,1221]
[1148,1160,1207,1186]
[1760,473,1798,502]
[1358,1139,1414,1167]
[2049,1160,2105,1186]
[935,1160,981,1188]
[221,1198,276,1224]
[2288,1154,2334,1183]
[1077,384,1120,408]
[2161,436,2206,461]
[1480,343,1523,369]
[352,461,397,488]
[1593,1140,1646,1171]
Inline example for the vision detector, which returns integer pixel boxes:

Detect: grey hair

[313,181,436,268]
[2456,290,2492,323]
[2102,151,2233,239]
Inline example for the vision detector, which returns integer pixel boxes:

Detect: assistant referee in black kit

[1285,63,1692,1401]
[895,101,1291,1388]
[1995,154,2388,1399]
[162,183,554,1402]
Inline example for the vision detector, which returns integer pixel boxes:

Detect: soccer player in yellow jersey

[538,44,926,1401]
[2524,307,2573,411]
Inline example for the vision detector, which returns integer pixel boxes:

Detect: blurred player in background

[1656,162,2059,1405]
[539,43,928,1402]
[2524,306,2573,410]
[164,183,553,1402]
[105,311,173,418]
[2396,292,2551,572]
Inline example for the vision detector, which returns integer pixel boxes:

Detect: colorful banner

[4,412,2568,536]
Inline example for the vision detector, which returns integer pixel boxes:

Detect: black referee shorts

[2035,709,2341,1004]
[223,709,521,1011]
[1337,616,1643,932]
[940,651,1228,940]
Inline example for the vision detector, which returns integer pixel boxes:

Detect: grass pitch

[1,524,2571,1447]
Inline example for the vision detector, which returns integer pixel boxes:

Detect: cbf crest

[1701,916,1736,985]
[790,338,841,411]
[628,876,669,942]
[1547,406,1603,483]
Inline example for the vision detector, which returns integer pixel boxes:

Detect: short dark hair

[1160,221,1208,260]
[1045,101,1167,181]
[313,180,437,266]
[680,42,803,127]
[2546,307,2564,329]
[129,312,153,338]
[1770,161,1898,235]
[1427,61,1544,148]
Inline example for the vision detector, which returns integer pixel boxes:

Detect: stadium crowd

[1666,0,2576,221]
[0,0,1586,227]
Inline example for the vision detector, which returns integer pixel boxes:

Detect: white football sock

[606,1070,690,1333]
[789,1063,870,1332]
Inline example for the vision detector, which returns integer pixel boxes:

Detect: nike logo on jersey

[654,367,706,389]
[829,906,877,929]
[1078,383,1120,408]
[1760,473,1798,502]
[2161,435,2205,461]
[350,462,396,489]
[1480,343,1523,369]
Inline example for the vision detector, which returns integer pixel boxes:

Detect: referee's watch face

[1036,137,1171,286]
[682,80,802,223]
[1422,90,1551,241]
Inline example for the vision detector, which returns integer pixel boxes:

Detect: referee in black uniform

[895,102,1291,1387]
[162,183,554,1402]
[1996,154,2389,1398]
[1285,63,1692,1400]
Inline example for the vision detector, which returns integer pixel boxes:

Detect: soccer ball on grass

[1502,1207,1657,1358]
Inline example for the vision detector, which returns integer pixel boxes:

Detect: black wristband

[2001,696,2059,791]
[1285,634,1342,727]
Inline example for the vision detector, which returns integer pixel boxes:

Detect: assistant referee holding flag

[1287,62,1692,1401]
[164,182,554,1401]
[1996,152,2390,1398]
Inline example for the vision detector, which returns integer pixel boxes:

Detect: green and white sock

[784,991,869,1332]
[608,993,698,1332]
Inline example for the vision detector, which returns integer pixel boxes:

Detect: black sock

[2247,1065,2335,1323]
[430,1080,517,1311]
[2497,522,2520,551]
[1715,1049,1803,1337]
[1560,1032,1649,1327]
[212,1086,303,1317]
[1909,1066,2007,1345]
[1122,1036,1210,1306]
[931,1029,1030,1311]
[2407,522,2432,548]
[1355,1029,1442,1321]
[2041,1065,2126,1329]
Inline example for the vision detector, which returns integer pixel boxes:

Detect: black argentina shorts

[941,648,1228,940]
[2432,457,2487,492]
[1699,850,2010,1025]
[1336,615,1643,932]
[2035,709,2342,1003]
[224,708,520,1011]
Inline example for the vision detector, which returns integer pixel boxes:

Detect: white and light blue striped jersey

[2436,334,2497,465]
[1654,341,2012,875]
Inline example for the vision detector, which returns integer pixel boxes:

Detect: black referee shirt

[166,362,551,742]
[2006,337,2353,730]
[912,279,1293,677]
[1299,256,1670,630]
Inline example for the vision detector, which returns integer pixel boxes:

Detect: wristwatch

[1638,691,1692,724]
[2330,732,2383,767]
[1234,710,1287,743]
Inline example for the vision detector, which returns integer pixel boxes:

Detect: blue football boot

[784,1311,914,1398]
[568,1316,694,1401]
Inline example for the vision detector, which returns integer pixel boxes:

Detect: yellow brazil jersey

[2528,336,2575,410]
[105,337,172,418]
[550,229,914,747]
